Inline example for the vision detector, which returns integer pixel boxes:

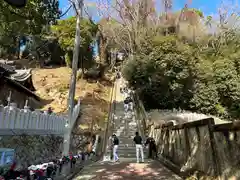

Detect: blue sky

[173,0,220,15]
[59,0,222,20]
[58,0,223,56]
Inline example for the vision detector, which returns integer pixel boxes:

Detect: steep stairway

[72,78,182,180]
[105,78,147,159]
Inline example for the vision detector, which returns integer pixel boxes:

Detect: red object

[69,152,73,160]
[10,162,16,170]
[87,46,91,52]
[36,169,44,176]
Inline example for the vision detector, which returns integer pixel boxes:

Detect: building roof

[5,77,40,101]
[0,63,40,101]
[0,63,15,74]
[9,69,32,82]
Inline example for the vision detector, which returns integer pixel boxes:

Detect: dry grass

[32,67,112,130]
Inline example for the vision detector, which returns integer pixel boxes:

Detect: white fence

[0,99,81,136]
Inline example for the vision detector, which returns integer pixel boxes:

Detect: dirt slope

[32,67,112,130]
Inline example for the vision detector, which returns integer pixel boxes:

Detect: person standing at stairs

[124,97,129,112]
[112,134,120,162]
[133,132,144,163]
[145,136,158,159]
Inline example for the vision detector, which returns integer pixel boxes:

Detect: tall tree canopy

[93,0,240,119]
[51,16,98,67]
[0,0,61,56]
[0,0,60,35]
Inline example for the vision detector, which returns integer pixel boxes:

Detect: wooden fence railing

[149,118,240,179]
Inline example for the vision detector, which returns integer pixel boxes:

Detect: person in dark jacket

[145,136,158,159]
[112,134,119,162]
[57,159,63,175]
[70,156,76,170]
[133,132,144,163]
[116,72,121,79]
[46,164,54,178]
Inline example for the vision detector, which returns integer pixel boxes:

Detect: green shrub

[123,34,240,118]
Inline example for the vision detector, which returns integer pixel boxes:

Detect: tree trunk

[99,34,108,65]
[65,51,72,67]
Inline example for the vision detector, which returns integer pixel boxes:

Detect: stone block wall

[0,134,63,169]
[70,133,89,154]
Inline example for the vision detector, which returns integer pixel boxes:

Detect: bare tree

[94,0,159,59]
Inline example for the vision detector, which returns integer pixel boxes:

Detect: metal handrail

[101,80,117,156]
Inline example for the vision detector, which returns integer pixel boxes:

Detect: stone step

[106,143,136,148]
[113,125,137,129]
[113,132,137,135]
[115,134,137,138]
[113,130,137,136]
[106,146,147,152]
[118,153,136,157]
[113,129,137,131]
[113,128,138,132]
[118,144,135,148]
[111,130,134,132]
[114,119,127,122]
[119,139,135,144]
[113,122,137,125]
[113,121,137,124]
[118,135,134,138]
[117,148,147,152]
[116,132,133,135]
[114,119,136,121]
[106,149,147,155]
[113,126,137,129]
[105,152,147,158]
[113,124,137,127]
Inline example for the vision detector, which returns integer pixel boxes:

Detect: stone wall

[149,118,240,179]
[70,133,89,154]
[70,132,103,155]
[0,134,63,169]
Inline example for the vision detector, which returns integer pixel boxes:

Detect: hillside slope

[32,67,112,130]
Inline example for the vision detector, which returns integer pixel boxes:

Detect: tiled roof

[0,63,39,100]
[0,63,15,73]
[9,69,32,82]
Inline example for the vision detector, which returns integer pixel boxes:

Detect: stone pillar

[24,105,30,112]
[9,103,17,110]
[9,103,17,129]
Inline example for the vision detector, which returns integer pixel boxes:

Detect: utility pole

[63,0,83,156]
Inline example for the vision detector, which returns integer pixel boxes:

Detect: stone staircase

[105,79,147,159]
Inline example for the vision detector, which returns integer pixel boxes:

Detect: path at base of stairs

[73,158,182,180]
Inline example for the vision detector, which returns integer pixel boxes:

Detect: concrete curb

[65,165,84,180]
